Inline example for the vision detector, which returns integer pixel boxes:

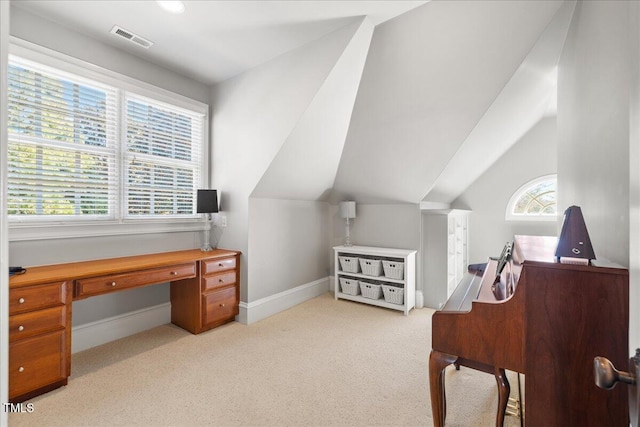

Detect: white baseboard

[72,303,171,353]
[72,278,330,351]
[237,277,329,324]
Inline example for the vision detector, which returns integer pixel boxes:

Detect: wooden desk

[8,248,241,402]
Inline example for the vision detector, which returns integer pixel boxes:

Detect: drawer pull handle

[220,303,225,307]
[18,325,24,332]
[218,263,224,267]
[111,282,117,287]
[219,279,224,283]
[18,298,25,304]
[171,271,178,276]
[18,367,24,373]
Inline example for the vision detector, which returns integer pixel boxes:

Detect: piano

[429,235,629,426]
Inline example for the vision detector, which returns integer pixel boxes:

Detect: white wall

[334,204,421,250]
[454,117,558,264]
[630,0,640,357]
[211,20,368,304]
[1,0,9,422]
[330,203,420,272]
[248,199,329,301]
[557,0,637,351]
[557,0,630,266]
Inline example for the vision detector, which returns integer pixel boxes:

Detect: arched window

[506,174,557,221]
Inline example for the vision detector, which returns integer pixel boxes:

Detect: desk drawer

[202,257,237,275]
[9,330,67,399]
[76,262,196,298]
[10,282,67,315]
[202,271,237,292]
[203,286,238,326]
[9,306,67,342]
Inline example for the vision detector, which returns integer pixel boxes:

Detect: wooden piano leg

[429,350,458,427]
[494,367,511,427]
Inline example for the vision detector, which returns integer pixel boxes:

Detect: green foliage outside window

[7,56,204,223]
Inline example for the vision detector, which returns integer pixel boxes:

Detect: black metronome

[555,206,596,264]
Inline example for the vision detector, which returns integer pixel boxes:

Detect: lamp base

[344,218,353,247]
[201,218,215,252]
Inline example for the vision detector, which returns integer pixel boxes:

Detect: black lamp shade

[197,189,219,213]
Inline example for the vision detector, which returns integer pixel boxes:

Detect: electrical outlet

[213,213,227,227]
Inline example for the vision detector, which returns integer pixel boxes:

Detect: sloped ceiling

[12,0,576,207]
[252,19,374,200]
[423,0,575,204]
[330,0,566,204]
[211,19,371,208]
[11,0,425,85]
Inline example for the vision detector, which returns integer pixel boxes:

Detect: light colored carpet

[10,292,522,426]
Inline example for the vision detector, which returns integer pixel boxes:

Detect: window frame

[8,40,209,242]
[505,174,558,222]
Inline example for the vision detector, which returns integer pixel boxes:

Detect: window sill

[9,220,205,242]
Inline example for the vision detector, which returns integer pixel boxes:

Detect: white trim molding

[419,201,451,210]
[72,303,170,353]
[506,174,558,222]
[7,39,210,242]
[71,278,331,352]
[1,0,10,420]
[10,220,204,242]
[237,277,330,325]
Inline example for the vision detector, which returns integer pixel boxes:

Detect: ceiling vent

[110,25,154,49]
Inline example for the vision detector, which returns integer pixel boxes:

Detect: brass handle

[111,282,117,287]
[220,303,225,307]
[171,271,178,276]
[18,298,25,304]
[594,354,638,389]
[18,325,24,332]
[218,263,224,267]
[218,279,224,283]
[18,367,24,373]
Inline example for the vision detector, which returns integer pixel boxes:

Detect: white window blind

[125,94,203,217]
[7,52,207,230]
[7,57,118,220]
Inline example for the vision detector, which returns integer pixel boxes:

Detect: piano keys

[429,235,629,427]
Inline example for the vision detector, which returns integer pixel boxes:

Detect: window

[506,175,557,221]
[124,94,202,217]
[7,45,208,239]
[8,58,118,220]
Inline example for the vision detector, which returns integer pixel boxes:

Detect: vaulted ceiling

[11,0,425,85]
[10,0,575,206]
[330,0,570,204]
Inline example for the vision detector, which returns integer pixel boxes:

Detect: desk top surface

[10,248,240,288]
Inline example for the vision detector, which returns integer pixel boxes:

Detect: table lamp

[339,201,356,247]
[197,189,218,251]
